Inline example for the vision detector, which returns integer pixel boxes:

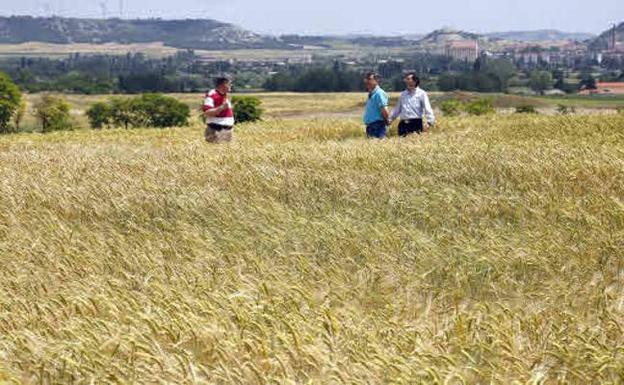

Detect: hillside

[418,28,483,45]
[486,29,595,42]
[589,22,624,50]
[415,28,494,51]
[0,16,288,50]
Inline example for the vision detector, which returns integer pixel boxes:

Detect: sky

[1,0,622,35]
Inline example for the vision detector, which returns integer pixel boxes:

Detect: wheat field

[1,112,624,384]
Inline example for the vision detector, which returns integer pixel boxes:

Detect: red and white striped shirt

[203,89,235,126]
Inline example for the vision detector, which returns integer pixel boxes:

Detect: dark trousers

[398,119,424,137]
[365,120,387,139]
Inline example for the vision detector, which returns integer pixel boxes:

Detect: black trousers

[398,119,424,137]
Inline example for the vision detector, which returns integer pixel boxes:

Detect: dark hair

[215,77,231,87]
[364,72,380,81]
[404,72,420,86]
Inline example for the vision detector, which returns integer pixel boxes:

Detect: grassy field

[1,107,623,383]
[15,91,624,133]
[0,43,404,61]
[16,93,371,131]
[0,42,180,58]
[538,94,624,108]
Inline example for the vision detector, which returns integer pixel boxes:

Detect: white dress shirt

[390,87,435,125]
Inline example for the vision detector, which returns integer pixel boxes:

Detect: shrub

[133,94,190,128]
[0,71,22,134]
[33,95,73,132]
[86,94,190,129]
[557,105,576,115]
[515,105,538,114]
[232,96,263,123]
[86,101,112,129]
[440,100,463,117]
[465,98,495,116]
[617,106,624,114]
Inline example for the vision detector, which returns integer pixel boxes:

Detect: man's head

[404,72,420,90]
[364,72,380,92]
[215,77,232,94]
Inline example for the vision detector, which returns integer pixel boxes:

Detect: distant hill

[486,30,595,42]
[346,36,418,47]
[278,34,421,48]
[0,16,613,53]
[589,22,624,50]
[0,16,288,50]
[418,29,483,45]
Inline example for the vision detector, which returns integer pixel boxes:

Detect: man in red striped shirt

[203,77,235,143]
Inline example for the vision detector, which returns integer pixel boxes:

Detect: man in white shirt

[389,73,435,137]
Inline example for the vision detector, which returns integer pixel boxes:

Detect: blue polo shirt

[363,86,389,125]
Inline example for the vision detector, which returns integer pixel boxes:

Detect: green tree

[0,71,22,134]
[437,74,458,92]
[132,94,190,128]
[109,97,136,129]
[436,60,516,93]
[33,95,73,132]
[264,73,296,91]
[232,96,263,123]
[86,101,112,129]
[483,58,516,92]
[90,94,190,129]
[529,70,553,95]
[579,72,597,90]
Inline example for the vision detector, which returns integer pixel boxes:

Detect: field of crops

[1,106,624,383]
[0,42,180,58]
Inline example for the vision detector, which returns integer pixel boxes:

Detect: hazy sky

[1,0,622,35]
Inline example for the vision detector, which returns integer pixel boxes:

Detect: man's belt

[401,118,423,124]
[208,123,233,131]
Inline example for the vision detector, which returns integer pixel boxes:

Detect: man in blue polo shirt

[363,72,390,139]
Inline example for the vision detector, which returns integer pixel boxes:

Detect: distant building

[521,52,541,65]
[601,42,624,64]
[286,55,313,65]
[445,40,479,62]
[579,82,624,95]
[508,41,591,68]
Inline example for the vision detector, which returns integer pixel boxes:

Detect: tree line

[0,51,242,94]
[1,50,621,96]
[0,70,263,134]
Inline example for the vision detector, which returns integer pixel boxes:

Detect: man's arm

[203,97,230,117]
[379,93,390,125]
[423,92,435,127]
[381,106,390,124]
[204,104,229,117]
[389,96,401,123]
